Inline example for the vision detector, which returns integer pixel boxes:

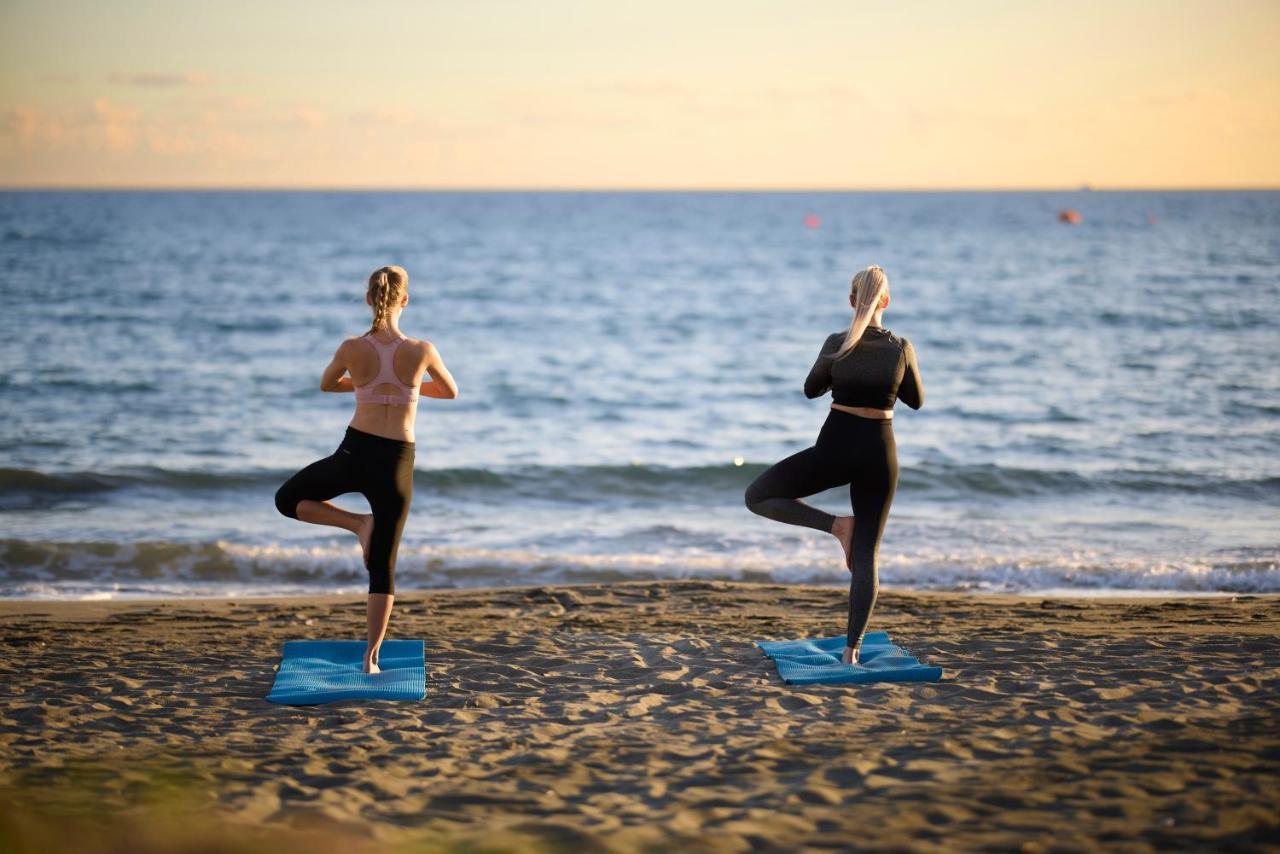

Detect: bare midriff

[830,403,892,420]
[350,404,417,443]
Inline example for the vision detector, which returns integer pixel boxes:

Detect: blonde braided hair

[829,265,889,359]
[365,265,409,335]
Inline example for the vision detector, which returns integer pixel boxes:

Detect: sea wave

[2,537,1276,599]
[2,460,1278,510]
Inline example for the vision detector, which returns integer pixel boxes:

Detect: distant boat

[1079,183,1094,192]
[1058,209,1083,225]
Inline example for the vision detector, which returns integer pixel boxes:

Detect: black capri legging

[274,426,415,594]
[745,410,898,648]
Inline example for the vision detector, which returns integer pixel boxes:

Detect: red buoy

[804,213,821,229]
[1057,209,1082,225]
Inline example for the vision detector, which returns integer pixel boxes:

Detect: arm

[320,341,355,392]
[418,341,459,400]
[804,334,839,399]
[897,338,925,410]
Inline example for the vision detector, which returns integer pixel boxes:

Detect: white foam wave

[1,538,1276,599]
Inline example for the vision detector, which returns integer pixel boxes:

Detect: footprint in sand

[765,695,823,713]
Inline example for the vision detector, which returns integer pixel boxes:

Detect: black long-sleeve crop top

[803,326,924,410]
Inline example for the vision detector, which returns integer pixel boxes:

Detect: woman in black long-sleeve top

[745,265,924,664]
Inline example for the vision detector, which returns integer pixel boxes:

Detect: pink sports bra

[353,333,420,406]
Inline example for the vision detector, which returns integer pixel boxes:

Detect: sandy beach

[1,581,1277,852]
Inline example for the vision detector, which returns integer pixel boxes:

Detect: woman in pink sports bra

[274,265,458,673]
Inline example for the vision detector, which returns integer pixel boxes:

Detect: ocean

[1,190,1277,599]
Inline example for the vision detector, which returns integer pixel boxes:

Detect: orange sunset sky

[1,0,1277,189]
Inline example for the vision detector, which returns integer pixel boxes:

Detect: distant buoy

[1057,209,1082,225]
[804,213,821,229]
[1146,214,1158,225]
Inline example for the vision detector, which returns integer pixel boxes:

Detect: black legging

[274,426,415,594]
[745,410,898,648]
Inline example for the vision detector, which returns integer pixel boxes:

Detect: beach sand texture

[1,581,1277,851]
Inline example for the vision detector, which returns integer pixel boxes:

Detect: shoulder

[400,336,437,358]
[822,331,846,350]
[889,332,918,361]
[335,336,367,355]
[881,328,909,348]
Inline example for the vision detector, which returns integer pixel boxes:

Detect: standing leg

[843,428,898,662]
[364,594,394,674]
[360,452,414,673]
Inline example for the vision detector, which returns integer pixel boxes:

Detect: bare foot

[831,516,856,571]
[363,648,380,674]
[842,644,861,665]
[356,514,373,567]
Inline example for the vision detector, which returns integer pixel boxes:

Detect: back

[353,334,420,406]
[804,326,924,410]
[346,334,429,442]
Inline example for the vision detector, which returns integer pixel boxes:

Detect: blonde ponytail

[829,265,889,360]
[365,265,409,335]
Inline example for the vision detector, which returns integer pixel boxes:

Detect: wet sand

[1,581,1277,851]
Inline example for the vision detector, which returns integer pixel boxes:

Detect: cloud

[5,106,47,147]
[188,94,264,113]
[1141,85,1232,109]
[0,98,259,159]
[91,98,143,152]
[596,81,694,98]
[349,107,420,126]
[582,80,867,124]
[819,84,864,101]
[292,107,326,129]
[108,71,211,87]
[516,108,636,131]
[1133,84,1280,139]
[750,84,864,102]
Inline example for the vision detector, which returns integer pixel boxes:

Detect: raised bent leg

[275,451,374,575]
[744,446,848,533]
[295,500,364,535]
[275,453,360,530]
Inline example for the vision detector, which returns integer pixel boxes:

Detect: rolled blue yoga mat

[266,639,426,705]
[757,631,943,685]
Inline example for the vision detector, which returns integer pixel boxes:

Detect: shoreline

[2,580,1277,850]
[3,582,1274,607]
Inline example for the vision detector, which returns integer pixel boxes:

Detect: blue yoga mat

[757,631,943,685]
[266,639,426,705]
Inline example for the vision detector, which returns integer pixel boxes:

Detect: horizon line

[2,184,1280,194]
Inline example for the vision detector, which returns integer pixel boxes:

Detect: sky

[1,0,1278,189]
